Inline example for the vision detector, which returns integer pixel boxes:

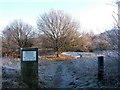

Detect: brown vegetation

[40,54,75,61]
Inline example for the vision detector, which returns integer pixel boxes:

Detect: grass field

[2,50,120,88]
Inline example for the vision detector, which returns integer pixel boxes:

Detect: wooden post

[98,56,104,81]
[21,48,38,88]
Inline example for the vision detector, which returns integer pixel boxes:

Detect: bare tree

[2,20,35,56]
[116,1,120,82]
[76,32,91,52]
[103,1,120,83]
[37,10,80,57]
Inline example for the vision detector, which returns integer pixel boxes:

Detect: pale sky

[0,0,118,34]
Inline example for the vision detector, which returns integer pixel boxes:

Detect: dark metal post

[98,56,104,81]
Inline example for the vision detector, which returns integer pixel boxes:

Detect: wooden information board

[21,48,38,88]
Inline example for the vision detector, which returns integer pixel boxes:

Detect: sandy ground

[2,51,120,88]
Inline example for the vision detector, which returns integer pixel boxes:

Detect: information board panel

[22,51,36,61]
[21,48,38,88]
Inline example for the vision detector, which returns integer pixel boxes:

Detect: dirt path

[53,64,63,88]
[50,58,98,88]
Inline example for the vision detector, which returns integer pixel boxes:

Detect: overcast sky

[0,0,118,34]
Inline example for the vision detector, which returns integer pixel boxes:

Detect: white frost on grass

[2,57,20,70]
[62,52,96,58]
[2,50,119,88]
[0,57,2,89]
[38,57,98,88]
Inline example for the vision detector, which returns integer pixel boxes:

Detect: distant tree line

[2,10,112,57]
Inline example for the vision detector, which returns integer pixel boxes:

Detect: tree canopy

[2,20,35,55]
[37,10,80,57]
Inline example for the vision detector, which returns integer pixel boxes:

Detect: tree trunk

[55,39,59,57]
[56,47,59,57]
[57,51,59,57]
